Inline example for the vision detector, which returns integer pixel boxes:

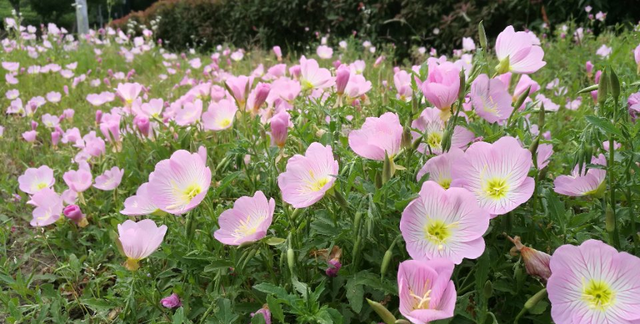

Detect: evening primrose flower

[416,148,464,187]
[213,191,275,245]
[495,26,546,74]
[277,143,339,208]
[299,57,334,91]
[420,61,460,114]
[117,219,167,271]
[148,150,212,215]
[470,74,513,124]
[398,259,456,324]
[411,107,474,155]
[553,154,606,197]
[29,188,64,227]
[63,168,93,193]
[121,183,160,216]
[400,181,490,264]
[348,112,403,161]
[93,167,124,191]
[115,82,143,105]
[451,136,534,217]
[547,240,640,324]
[202,99,238,131]
[18,165,55,195]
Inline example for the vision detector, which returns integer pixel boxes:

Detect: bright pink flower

[251,306,272,324]
[553,154,606,197]
[416,148,464,188]
[278,143,339,208]
[548,240,640,324]
[160,293,182,309]
[398,259,456,324]
[299,57,334,91]
[348,112,403,161]
[470,74,513,124]
[335,65,350,95]
[63,169,93,193]
[117,219,167,270]
[246,82,271,115]
[29,188,63,227]
[270,111,290,148]
[401,181,489,264]
[420,61,460,112]
[586,60,594,76]
[148,150,211,215]
[214,191,275,245]
[451,136,534,216]
[94,167,124,191]
[121,183,159,216]
[411,107,474,155]
[18,165,55,194]
[63,204,86,222]
[202,99,238,131]
[495,26,546,74]
[225,75,253,110]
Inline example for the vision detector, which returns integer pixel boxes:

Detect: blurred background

[1,0,638,58]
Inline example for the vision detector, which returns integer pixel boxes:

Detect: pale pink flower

[278,143,339,208]
[175,99,203,126]
[2,62,19,72]
[273,46,283,61]
[553,154,606,197]
[202,99,238,131]
[121,183,159,216]
[214,191,275,245]
[416,148,464,188]
[596,44,612,59]
[451,136,534,216]
[148,150,212,215]
[462,37,475,52]
[535,143,553,169]
[398,259,456,323]
[117,219,167,270]
[41,114,60,128]
[22,130,37,142]
[86,92,115,106]
[343,73,372,101]
[115,82,143,105]
[420,61,460,112]
[225,75,253,110]
[299,57,334,91]
[46,91,61,103]
[348,112,402,161]
[316,45,333,59]
[5,89,19,100]
[29,188,63,227]
[394,70,412,101]
[246,82,271,115]
[401,181,489,264]
[411,107,474,155]
[335,65,351,95]
[350,60,366,74]
[63,169,93,193]
[18,165,55,194]
[634,45,640,73]
[470,74,513,124]
[548,240,640,324]
[94,167,124,191]
[495,26,546,74]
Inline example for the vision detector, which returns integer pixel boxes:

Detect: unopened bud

[483,280,493,299]
[366,299,396,324]
[382,151,394,184]
[380,250,393,277]
[478,21,488,49]
[401,125,412,149]
[441,128,453,152]
[605,206,615,233]
[287,248,295,275]
[598,69,609,107]
[508,235,551,280]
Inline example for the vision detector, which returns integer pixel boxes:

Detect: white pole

[75,0,89,35]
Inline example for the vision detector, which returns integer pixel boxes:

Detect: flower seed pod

[380,250,393,277]
[366,299,396,324]
[508,235,551,281]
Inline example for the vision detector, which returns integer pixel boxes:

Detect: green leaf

[585,115,623,137]
[528,300,549,315]
[345,279,364,313]
[253,282,290,299]
[267,295,285,322]
[172,307,186,324]
[265,237,286,246]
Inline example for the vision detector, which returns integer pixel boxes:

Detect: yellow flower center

[485,177,509,199]
[424,220,457,250]
[233,217,259,238]
[301,80,314,91]
[36,182,48,190]
[582,279,615,311]
[218,118,231,128]
[310,177,330,192]
[427,132,443,151]
[409,282,432,310]
[439,178,451,189]
[183,184,202,201]
[125,258,140,271]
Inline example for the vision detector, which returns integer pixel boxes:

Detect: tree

[28,0,75,22]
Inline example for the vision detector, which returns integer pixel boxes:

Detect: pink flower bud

[103,77,110,87]
[508,236,551,281]
[31,121,38,130]
[270,111,290,148]
[585,61,594,75]
[326,259,341,277]
[63,85,69,95]
[374,55,385,68]
[335,65,351,95]
[332,60,341,69]
[273,46,282,61]
[250,83,271,115]
[160,293,182,309]
[95,110,103,124]
[289,65,301,80]
[63,204,85,223]
[135,116,150,137]
[51,131,61,146]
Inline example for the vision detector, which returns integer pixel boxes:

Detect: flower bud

[51,131,61,146]
[287,247,295,275]
[478,21,488,49]
[160,293,182,309]
[605,205,615,233]
[335,65,350,95]
[401,124,412,149]
[326,259,341,277]
[135,116,150,137]
[366,299,396,324]
[380,250,393,277]
[63,204,88,227]
[95,110,103,124]
[508,235,551,280]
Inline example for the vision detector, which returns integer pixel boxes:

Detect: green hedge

[113,0,640,59]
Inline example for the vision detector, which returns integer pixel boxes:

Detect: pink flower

[548,240,640,324]
[121,183,159,216]
[420,61,460,112]
[63,204,88,227]
[246,82,271,115]
[270,111,290,148]
[46,91,61,103]
[398,259,456,324]
[202,99,238,131]
[462,37,475,52]
[451,136,534,216]
[348,112,403,161]
[495,26,546,74]
[22,130,37,142]
[117,219,167,271]
[86,92,115,106]
[273,46,282,61]
[316,45,333,59]
[213,191,275,245]
[18,165,55,194]
[508,236,551,281]
[278,143,339,208]
[536,143,553,169]
[148,150,211,215]
[596,44,612,59]
[335,65,351,95]
[63,169,93,193]
[586,60,594,76]
[251,306,272,324]
[553,154,606,197]
[299,57,334,91]
[634,45,640,73]
[115,82,143,105]
[94,167,124,191]
[411,107,474,155]
[225,75,253,110]
[416,148,464,188]
[401,181,489,264]
[470,74,513,124]
[29,188,63,227]
[394,70,412,101]
[343,73,372,101]
[160,293,182,309]
[326,259,342,277]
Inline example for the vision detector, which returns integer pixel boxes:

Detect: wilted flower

[63,204,88,227]
[160,293,182,309]
[507,235,551,280]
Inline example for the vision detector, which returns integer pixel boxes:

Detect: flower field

[2,12,640,324]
